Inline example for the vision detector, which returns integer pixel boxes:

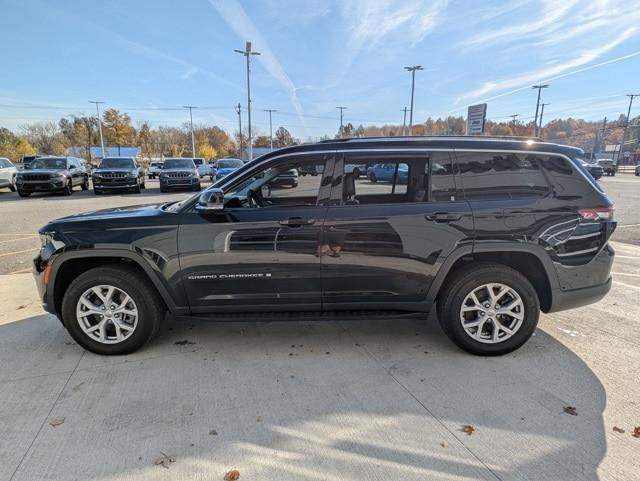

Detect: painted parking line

[0,236,38,245]
[616,223,640,229]
[0,248,38,258]
[0,233,38,237]
[8,267,32,274]
[613,280,640,291]
[613,271,640,277]
[613,255,640,259]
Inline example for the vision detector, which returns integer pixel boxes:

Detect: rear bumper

[547,276,611,313]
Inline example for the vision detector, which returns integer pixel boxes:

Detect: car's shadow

[0,312,608,481]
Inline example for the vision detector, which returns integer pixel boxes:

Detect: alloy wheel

[459,283,524,344]
[76,285,139,344]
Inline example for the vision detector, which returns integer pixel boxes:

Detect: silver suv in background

[0,157,18,192]
[148,161,164,179]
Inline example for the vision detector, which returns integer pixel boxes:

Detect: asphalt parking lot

[0,175,639,480]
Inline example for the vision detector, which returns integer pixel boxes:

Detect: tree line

[1,108,637,164]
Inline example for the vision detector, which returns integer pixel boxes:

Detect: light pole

[401,107,408,136]
[532,84,549,136]
[509,114,519,131]
[234,41,260,161]
[621,94,639,163]
[538,103,549,138]
[264,109,277,150]
[404,65,424,135]
[235,103,243,157]
[336,106,347,137]
[88,101,106,158]
[183,105,198,157]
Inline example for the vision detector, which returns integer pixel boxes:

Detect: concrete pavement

[1,241,639,481]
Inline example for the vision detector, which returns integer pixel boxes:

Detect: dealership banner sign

[467,103,487,135]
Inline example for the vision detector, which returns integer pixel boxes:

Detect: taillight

[578,207,614,221]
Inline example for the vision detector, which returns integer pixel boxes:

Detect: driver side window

[224,155,334,208]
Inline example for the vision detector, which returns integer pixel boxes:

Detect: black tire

[9,182,16,192]
[133,180,141,194]
[369,173,377,183]
[437,263,540,356]
[192,184,201,191]
[160,185,168,193]
[61,266,166,355]
[62,179,73,196]
[81,176,89,190]
[17,190,31,198]
[94,188,103,195]
[140,179,146,189]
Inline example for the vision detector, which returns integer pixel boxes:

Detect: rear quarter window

[454,151,550,200]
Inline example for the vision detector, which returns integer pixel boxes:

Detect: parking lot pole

[235,103,243,157]
[404,66,424,135]
[531,84,549,137]
[184,105,198,157]
[234,42,260,161]
[89,101,106,159]
[264,109,276,150]
[621,94,639,163]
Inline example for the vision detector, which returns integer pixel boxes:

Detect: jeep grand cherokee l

[159,158,201,192]
[92,156,146,194]
[16,156,89,197]
[33,137,615,356]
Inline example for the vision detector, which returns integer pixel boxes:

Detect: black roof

[255,136,584,162]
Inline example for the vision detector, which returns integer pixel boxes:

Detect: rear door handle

[425,213,462,223]
[279,218,316,227]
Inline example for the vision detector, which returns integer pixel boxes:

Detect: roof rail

[318,135,545,143]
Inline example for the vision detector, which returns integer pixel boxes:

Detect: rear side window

[454,151,550,200]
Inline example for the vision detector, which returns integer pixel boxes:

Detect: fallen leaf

[49,416,65,427]
[633,426,640,438]
[563,406,578,416]
[224,469,240,481]
[461,425,476,435]
[256,416,262,422]
[174,340,195,345]
[16,304,27,310]
[440,441,448,448]
[613,426,625,434]
[209,429,218,436]
[154,452,176,469]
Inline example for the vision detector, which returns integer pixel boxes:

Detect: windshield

[164,158,195,169]
[151,162,163,167]
[99,158,135,169]
[217,159,243,169]
[30,157,67,170]
[193,158,203,165]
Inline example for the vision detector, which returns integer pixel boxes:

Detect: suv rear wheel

[437,263,539,356]
[61,266,165,355]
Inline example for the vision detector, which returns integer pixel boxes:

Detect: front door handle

[279,217,316,227]
[425,213,462,223]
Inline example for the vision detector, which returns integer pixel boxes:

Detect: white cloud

[455,28,639,106]
[208,0,307,132]
[340,0,447,61]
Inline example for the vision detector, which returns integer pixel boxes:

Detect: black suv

[16,156,89,197]
[92,157,146,194]
[159,158,201,192]
[34,137,615,356]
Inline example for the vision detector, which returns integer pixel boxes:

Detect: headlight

[128,170,138,178]
[39,232,54,248]
[51,173,65,180]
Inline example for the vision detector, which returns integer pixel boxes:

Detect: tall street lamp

[404,65,424,135]
[532,84,549,136]
[183,105,198,157]
[88,100,106,158]
[235,41,260,161]
[264,109,277,150]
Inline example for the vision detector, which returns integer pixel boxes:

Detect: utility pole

[235,103,243,158]
[88,100,106,159]
[532,84,549,136]
[264,109,276,150]
[183,105,198,157]
[401,107,408,136]
[336,106,347,137]
[591,117,607,160]
[234,41,260,161]
[405,65,424,135]
[509,114,519,131]
[620,94,640,164]
[538,103,549,139]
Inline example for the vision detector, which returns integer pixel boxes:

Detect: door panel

[321,152,474,309]
[178,153,334,313]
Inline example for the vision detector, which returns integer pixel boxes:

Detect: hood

[19,169,69,175]
[41,203,168,232]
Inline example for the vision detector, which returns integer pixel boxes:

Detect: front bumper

[160,177,200,190]
[93,178,138,189]
[17,179,66,192]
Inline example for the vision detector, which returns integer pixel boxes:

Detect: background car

[18,154,44,170]
[579,159,604,180]
[92,157,146,194]
[215,158,244,180]
[271,168,299,188]
[148,161,164,179]
[596,158,616,176]
[159,158,200,192]
[193,157,215,178]
[0,157,18,192]
[635,164,640,176]
[15,156,89,197]
[367,163,409,183]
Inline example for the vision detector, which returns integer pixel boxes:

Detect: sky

[1,0,640,140]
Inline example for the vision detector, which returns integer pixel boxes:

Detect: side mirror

[195,188,225,212]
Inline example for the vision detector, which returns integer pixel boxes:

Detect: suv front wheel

[437,263,540,356]
[61,266,165,355]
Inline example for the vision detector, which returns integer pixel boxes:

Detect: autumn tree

[274,127,295,147]
[102,109,135,154]
[21,121,67,155]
